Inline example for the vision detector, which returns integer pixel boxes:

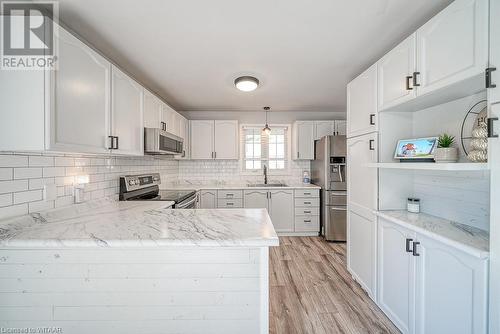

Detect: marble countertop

[376,210,489,259]
[160,183,321,191]
[0,198,279,248]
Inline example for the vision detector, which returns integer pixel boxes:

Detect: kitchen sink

[247,183,288,187]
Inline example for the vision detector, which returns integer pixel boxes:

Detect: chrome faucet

[263,164,268,185]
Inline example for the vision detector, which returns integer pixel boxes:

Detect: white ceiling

[57,0,452,112]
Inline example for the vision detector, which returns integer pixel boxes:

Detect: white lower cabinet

[199,190,216,209]
[414,234,488,334]
[377,218,488,334]
[244,190,269,209]
[347,210,377,299]
[378,219,416,333]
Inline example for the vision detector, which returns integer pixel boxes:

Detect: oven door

[175,194,197,209]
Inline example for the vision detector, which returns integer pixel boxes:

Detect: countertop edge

[375,211,489,259]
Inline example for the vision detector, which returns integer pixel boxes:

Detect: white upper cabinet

[163,104,177,136]
[143,90,162,129]
[414,234,488,334]
[269,190,294,233]
[378,34,417,111]
[314,121,335,140]
[488,0,500,104]
[190,120,238,160]
[334,120,346,136]
[214,120,239,159]
[416,0,488,96]
[110,65,144,156]
[292,121,315,160]
[49,26,111,154]
[347,64,377,138]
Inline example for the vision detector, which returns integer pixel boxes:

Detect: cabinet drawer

[217,198,243,208]
[218,190,243,199]
[294,189,319,198]
[294,198,320,207]
[295,207,320,216]
[295,215,320,232]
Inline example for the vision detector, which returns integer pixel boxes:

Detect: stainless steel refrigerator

[311,135,347,242]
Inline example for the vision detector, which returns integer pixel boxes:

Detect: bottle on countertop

[302,171,310,184]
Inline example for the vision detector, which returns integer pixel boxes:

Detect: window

[243,126,288,172]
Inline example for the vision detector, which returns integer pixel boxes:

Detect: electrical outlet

[43,184,57,201]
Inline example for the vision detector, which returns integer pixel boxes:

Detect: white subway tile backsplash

[29,177,55,190]
[0,193,13,207]
[0,155,29,167]
[0,180,29,194]
[0,203,28,219]
[28,200,55,212]
[28,156,54,167]
[55,195,74,208]
[14,168,43,179]
[0,168,13,181]
[43,167,66,177]
[55,157,75,167]
[13,190,43,204]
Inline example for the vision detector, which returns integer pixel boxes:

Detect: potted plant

[434,133,459,163]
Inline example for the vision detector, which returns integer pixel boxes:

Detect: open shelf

[367,162,488,171]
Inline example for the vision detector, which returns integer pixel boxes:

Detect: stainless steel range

[119,173,197,209]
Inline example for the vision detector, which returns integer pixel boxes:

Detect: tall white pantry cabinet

[347,0,493,333]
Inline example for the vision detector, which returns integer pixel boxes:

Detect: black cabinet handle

[406,76,413,90]
[412,241,420,256]
[369,139,375,151]
[108,136,115,149]
[405,238,413,252]
[486,67,497,88]
[369,114,376,125]
[412,72,420,87]
[114,136,119,150]
[488,117,499,138]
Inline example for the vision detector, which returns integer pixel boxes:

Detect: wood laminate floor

[269,236,400,334]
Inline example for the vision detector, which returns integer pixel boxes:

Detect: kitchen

[0,0,499,333]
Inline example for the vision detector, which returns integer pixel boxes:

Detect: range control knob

[128,179,136,186]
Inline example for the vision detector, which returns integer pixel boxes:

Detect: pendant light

[262,107,271,135]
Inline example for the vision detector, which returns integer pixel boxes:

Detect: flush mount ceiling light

[262,106,271,135]
[234,76,259,92]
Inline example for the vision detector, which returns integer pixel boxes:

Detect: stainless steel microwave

[144,127,184,155]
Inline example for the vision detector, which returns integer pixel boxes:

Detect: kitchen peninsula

[0,198,278,334]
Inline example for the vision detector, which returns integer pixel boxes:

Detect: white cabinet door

[416,0,488,96]
[378,34,417,111]
[488,0,500,104]
[378,219,416,334]
[163,105,178,136]
[143,90,162,129]
[110,65,144,156]
[49,26,111,154]
[190,120,215,159]
[214,120,239,159]
[199,190,216,209]
[347,210,377,299]
[414,234,488,334]
[175,115,188,159]
[293,121,315,160]
[269,190,294,233]
[334,120,346,136]
[347,133,378,219]
[314,121,334,140]
[244,190,269,210]
[347,64,377,138]
[490,104,500,333]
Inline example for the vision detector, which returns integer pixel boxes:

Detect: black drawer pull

[405,238,413,253]
[488,117,498,138]
[412,72,420,87]
[406,76,413,90]
[369,139,375,151]
[304,219,311,223]
[412,241,420,256]
[369,114,375,125]
[304,210,311,214]
[304,201,311,205]
[486,67,497,88]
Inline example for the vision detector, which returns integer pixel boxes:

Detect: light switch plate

[43,184,57,201]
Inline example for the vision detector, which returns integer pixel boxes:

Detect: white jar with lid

[407,198,420,213]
